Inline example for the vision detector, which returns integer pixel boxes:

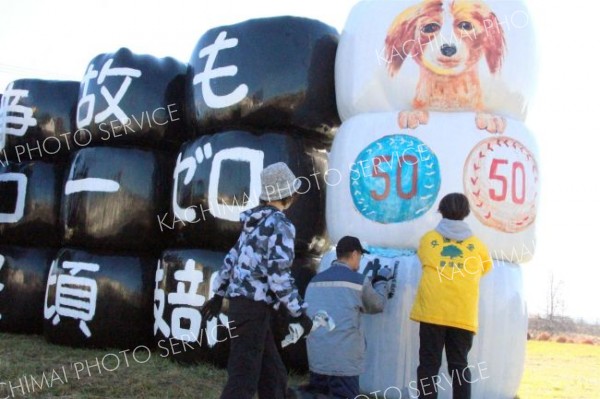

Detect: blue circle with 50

[350,134,441,224]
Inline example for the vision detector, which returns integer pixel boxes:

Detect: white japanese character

[153,260,170,337]
[0,173,28,223]
[193,31,248,109]
[65,177,120,195]
[0,82,38,150]
[171,142,263,223]
[207,147,263,222]
[44,260,100,338]
[75,58,142,128]
[168,259,205,342]
[95,59,141,124]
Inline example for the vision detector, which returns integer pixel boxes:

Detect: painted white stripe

[65,178,120,195]
[308,280,363,291]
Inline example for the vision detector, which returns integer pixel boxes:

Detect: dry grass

[517,340,600,399]
[0,332,227,398]
[0,332,308,398]
[3,333,599,398]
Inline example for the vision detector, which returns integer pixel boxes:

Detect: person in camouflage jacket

[211,204,306,317]
[201,162,312,399]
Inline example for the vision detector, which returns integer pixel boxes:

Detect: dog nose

[441,44,457,57]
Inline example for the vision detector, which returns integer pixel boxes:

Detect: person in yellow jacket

[410,193,492,399]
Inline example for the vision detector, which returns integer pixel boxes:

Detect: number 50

[489,158,526,204]
[370,155,418,201]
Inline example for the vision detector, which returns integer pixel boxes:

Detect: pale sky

[1,0,598,323]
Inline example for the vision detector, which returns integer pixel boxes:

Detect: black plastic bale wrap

[154,249,231,367]
[0,79,79,162]
[0,160,64,247]
[61,146,173,252]
[187,16,340,141]
[43,247,156,349]
[168,130,329,254]
[0,246,55,334]
[75,48,190,150]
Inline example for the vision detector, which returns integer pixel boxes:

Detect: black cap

[336,236,370,258]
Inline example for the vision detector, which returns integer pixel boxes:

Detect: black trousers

[416,322,474,399]
[308,371,360,399]
[220,297,288,399]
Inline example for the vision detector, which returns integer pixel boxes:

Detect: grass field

[517,341,600,399]
[1,333,599,398]
[0,333,227,398]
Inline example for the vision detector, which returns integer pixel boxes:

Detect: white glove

[311,310,336,332]
[281,310,335,348]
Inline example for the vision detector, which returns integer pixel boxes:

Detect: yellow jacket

[410,224,492,333]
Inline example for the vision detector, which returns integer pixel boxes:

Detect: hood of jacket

[435,218,473,241]
[239,205,279,232]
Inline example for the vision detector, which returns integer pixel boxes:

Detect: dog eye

[421,23,440,34]
[458,21,473,31]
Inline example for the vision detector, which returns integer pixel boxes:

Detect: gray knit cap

[260,162,301,201]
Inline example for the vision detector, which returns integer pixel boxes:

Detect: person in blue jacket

[303,236,393,398]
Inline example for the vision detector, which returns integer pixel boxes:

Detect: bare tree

[546,272,565,321]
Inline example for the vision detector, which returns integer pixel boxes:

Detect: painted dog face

[385,0,506,77]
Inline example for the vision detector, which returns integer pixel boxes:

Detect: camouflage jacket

[212,205,307,317]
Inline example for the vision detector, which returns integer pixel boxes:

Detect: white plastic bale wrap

[326,112,539,262]
[319,251,526,399]
[472,260,527,399]
[335,0,536,122]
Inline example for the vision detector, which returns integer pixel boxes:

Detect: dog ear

[385,8,421,77]
[482,11,506,74]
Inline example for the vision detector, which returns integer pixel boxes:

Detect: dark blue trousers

[308,371,360,399]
